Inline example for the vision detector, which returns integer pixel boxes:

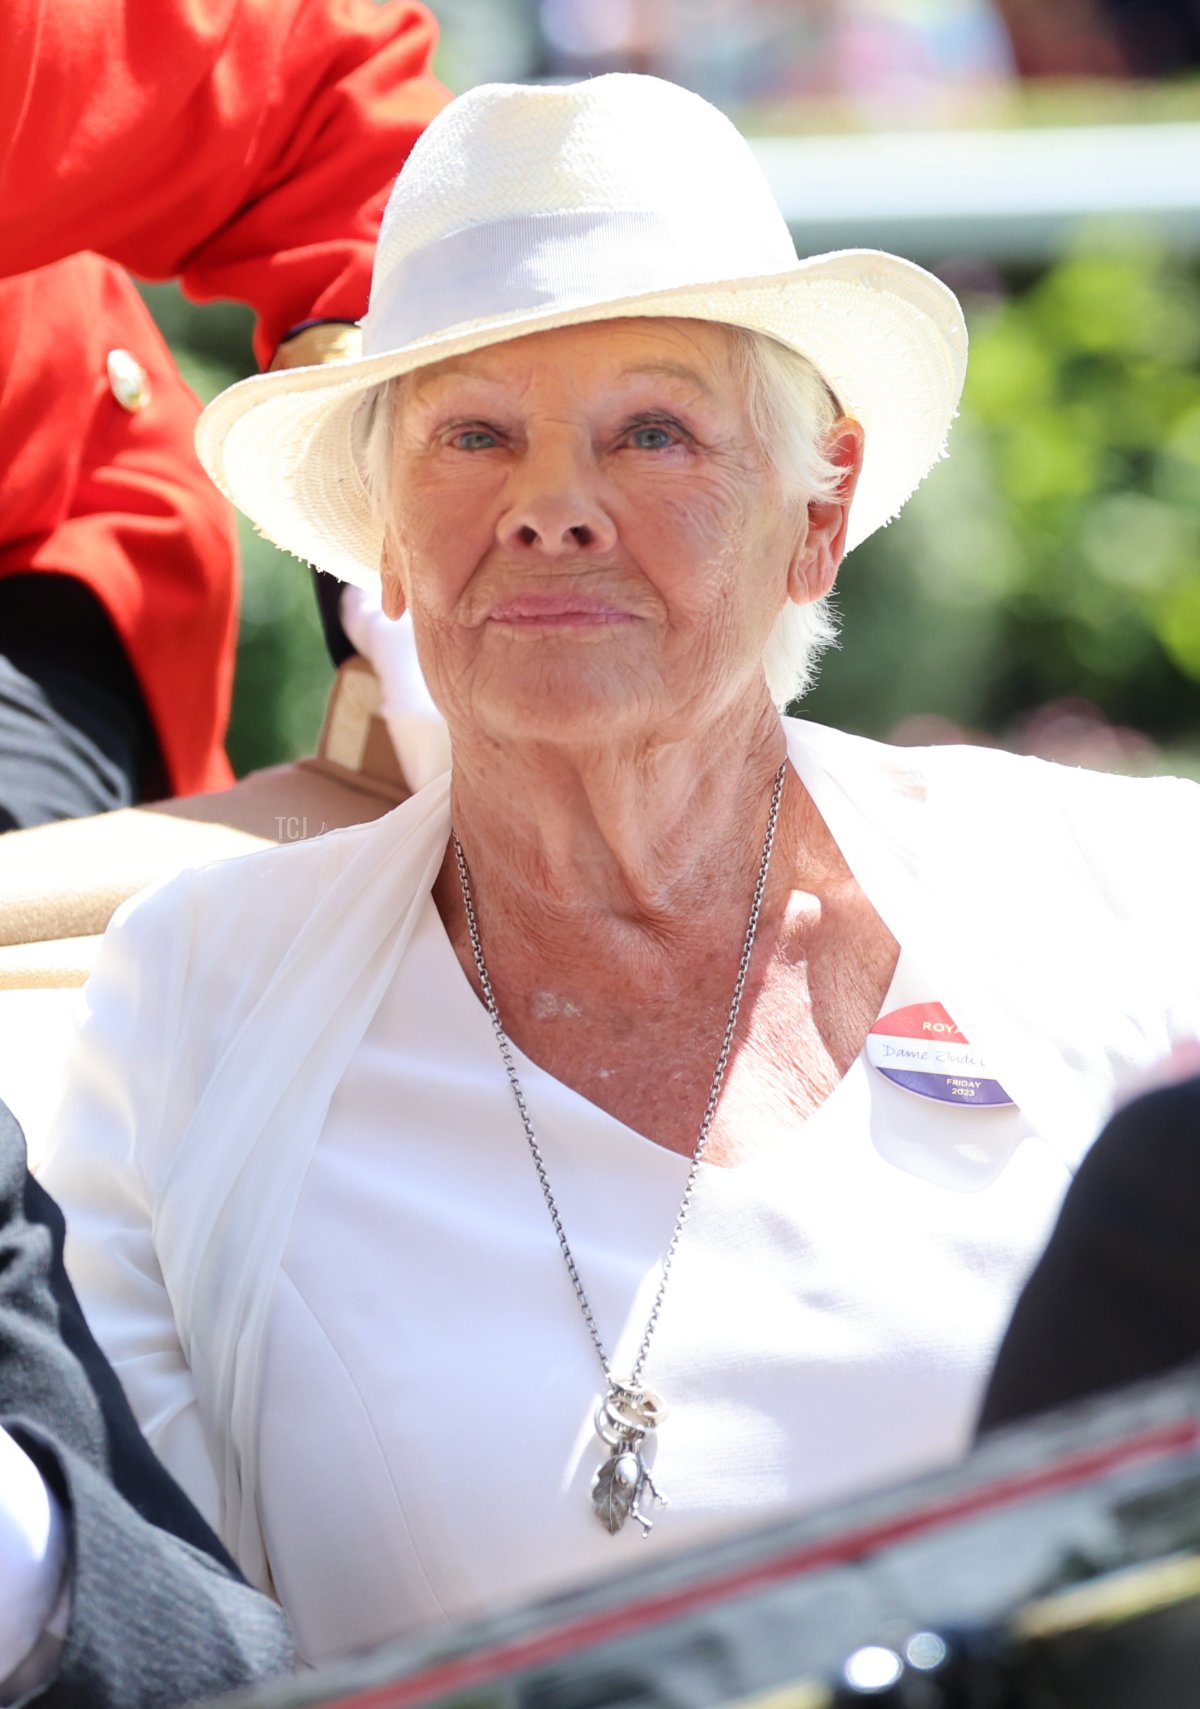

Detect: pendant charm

[590,1383,667,1537]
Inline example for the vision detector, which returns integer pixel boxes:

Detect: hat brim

[196,248,967,586]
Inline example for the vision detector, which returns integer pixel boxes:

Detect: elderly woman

[42,75,1200,1665]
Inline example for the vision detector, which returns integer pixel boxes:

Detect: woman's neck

[441,702,792,955]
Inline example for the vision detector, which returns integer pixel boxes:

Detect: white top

[40,720,1200,1656]
[256,899,1065,1662]
[0,1428,67,1699]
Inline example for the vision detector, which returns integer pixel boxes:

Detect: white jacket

[41,719,1200,1592]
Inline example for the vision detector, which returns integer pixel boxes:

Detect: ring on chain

[609,1384,668,1426]
[595,1386,669,1444]
[594,1399,641,1447]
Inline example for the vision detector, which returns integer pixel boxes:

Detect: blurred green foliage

[143,223,1200,778]
[138,283,333,779]
[802,225,1200,770]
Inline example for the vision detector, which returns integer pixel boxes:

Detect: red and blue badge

[866,1002,1014,1108]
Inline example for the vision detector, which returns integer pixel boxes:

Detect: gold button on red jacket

[0,0,447,797]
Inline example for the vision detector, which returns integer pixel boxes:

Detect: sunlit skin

[378,318,897,1164]
[381,319,854,754]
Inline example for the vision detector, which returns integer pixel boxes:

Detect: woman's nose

[495,437,618,556]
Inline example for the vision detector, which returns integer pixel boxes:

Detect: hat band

[362,209,797,357]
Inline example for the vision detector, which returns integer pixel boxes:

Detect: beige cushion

[0,658,409,987]
[0,936,105,989]
[0,658,412,1162]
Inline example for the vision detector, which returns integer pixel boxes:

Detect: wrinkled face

[380,318,823,748]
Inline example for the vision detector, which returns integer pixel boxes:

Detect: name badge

[866,1002,1014,1107]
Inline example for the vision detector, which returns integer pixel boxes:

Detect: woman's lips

[487,594,635,627]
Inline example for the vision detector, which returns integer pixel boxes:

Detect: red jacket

[0,257,239,796]
[2,0,446,366]
[0,0,446,797]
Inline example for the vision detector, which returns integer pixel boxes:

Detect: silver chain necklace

[452,759,787,1537]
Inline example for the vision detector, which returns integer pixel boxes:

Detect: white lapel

[156,774,454,1590]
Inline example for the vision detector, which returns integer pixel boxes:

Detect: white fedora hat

[196,74,968,586]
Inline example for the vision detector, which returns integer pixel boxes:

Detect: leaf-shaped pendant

[592,1448,644,1534]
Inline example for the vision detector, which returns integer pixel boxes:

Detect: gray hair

[358,325,845,707]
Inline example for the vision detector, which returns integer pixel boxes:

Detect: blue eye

[453,428,499,451]
[628,423,676,450]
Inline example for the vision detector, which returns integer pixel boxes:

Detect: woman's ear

[380,534,408,620]
[787,418,865,606]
